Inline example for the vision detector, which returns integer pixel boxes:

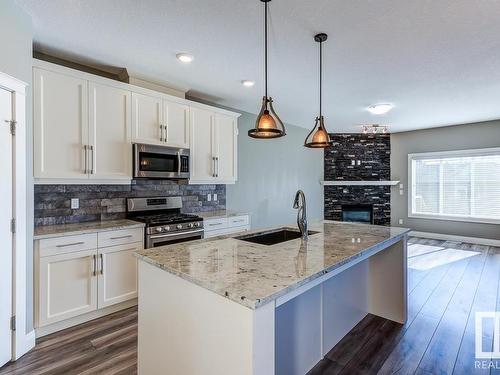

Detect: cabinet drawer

[38,233,97,257]
[229,215,249,227]
[98,228,143,248]
[204,218,228,231]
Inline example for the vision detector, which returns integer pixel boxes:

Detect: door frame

[0,71,35,361]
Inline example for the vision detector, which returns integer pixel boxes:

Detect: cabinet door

[97,243,140,309]
[131,92,162,145]
[38,249,98,327]
[214,114,237,183]
[163,99,189,148]
[189,107,215,183]
[33,68,89,179]
[89,82,132,180]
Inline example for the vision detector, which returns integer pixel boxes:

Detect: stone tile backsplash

[34,180,226,226]
[324,133,391,225]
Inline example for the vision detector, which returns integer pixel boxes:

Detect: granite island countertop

[34,219,145,240]
[134,221,409,309]
[191,210,251,220]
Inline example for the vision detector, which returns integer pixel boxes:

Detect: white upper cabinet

[89,82,131,180]
[190,107,215,183]
[131,92,189,148]
[214,113,237,183]
[163,99,189,148]
[190,107,238,184]
[131,92,162,146]
[33,67,89,179]
[33,59,239,184]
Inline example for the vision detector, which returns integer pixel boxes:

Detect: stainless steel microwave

[133,143,190,179]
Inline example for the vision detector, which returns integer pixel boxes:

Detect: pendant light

[304,33,332,148]
[248,0,286,139]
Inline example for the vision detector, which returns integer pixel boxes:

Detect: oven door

[133,143,190,179]
[146,229,204,248]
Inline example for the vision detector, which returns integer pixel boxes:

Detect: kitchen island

[134,221,409,375]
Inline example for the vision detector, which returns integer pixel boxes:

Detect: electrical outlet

[357,160,361,166]
[351,160,355,166]
[213,193,217,201]
[207,193,212,202]
[398,219,404,225]
[400,189,404,195]
[399,183,404,189]
[71,198,79,209]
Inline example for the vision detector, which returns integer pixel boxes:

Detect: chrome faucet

[293,190,308,240]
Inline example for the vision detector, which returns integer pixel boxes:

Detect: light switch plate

[71,198,79,209]
[400,189,404,195]
[213,193,217,201]
[399,183,404,189]
[207,193,212,202]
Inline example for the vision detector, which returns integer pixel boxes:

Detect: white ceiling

[16,0,500,133]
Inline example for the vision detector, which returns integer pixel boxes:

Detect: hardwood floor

[1,237,498,374]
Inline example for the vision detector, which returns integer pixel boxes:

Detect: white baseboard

[409,231,500,247]
[35,299,137,338]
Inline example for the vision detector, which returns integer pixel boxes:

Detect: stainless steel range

[127,197,204,249]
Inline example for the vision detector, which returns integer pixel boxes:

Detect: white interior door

[0,87,13,366]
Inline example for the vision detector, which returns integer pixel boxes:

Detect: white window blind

[409,148,500,224]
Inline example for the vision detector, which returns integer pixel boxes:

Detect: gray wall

[391,120,500,240]
[227,111,324,229]
[0,0,33,331]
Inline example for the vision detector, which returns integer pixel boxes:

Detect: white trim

[408,147,500,224]
[0,72,34,360]
[34,178,132,185]
[320,180,400,186]
[409,231,500,247]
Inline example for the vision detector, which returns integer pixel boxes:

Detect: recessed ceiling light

[367,103,393,115]
[241,80,255,87]
[176,53,194,63]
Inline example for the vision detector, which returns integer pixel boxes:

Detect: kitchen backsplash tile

[35,180,226,226]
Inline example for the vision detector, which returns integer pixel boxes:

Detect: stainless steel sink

[236,228,318,246]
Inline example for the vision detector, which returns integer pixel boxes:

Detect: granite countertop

[34,219,145,240]
[135,221,409,309]
[192,210,250,220]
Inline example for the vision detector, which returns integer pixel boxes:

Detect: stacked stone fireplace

[324,133,391,226]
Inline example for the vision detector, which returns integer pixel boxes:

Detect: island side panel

[367,235,408,324]
[137,261,275,375]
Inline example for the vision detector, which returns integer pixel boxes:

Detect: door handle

[100,253,104,275]
[92,254,97,276]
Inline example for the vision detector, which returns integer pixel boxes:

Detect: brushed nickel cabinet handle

[212,157,216,178]
[89,145,95,174]
[159,124,164,142]
[100,254,104,275]
[56,241,84,248]
[83,145,88,174]
[216,157,219,178]
[92,254,97,276]
[109,235,133,240]
[165,123,168,143]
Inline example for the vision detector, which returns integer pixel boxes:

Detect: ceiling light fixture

[241,80,255,87]
[248,0,286,139]
[176,53,194,63]
[367,103,393,115]
[304,33,332,148]
[361,124,389,134]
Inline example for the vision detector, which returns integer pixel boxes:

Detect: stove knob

[188,223,194,228]
[176,224,183,230]
[194,222,200,227]
[155,227,163,233]
[164,225,170,231]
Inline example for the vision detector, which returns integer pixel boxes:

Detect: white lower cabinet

[38,249,98,327]
[97,243,139,309]
[203,215,251,238]
[36,229,143,331]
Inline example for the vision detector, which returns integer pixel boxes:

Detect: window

[409,148,500,224]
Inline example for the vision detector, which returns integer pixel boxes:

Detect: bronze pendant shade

[304,33,332,148]
[248,0,286,139]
